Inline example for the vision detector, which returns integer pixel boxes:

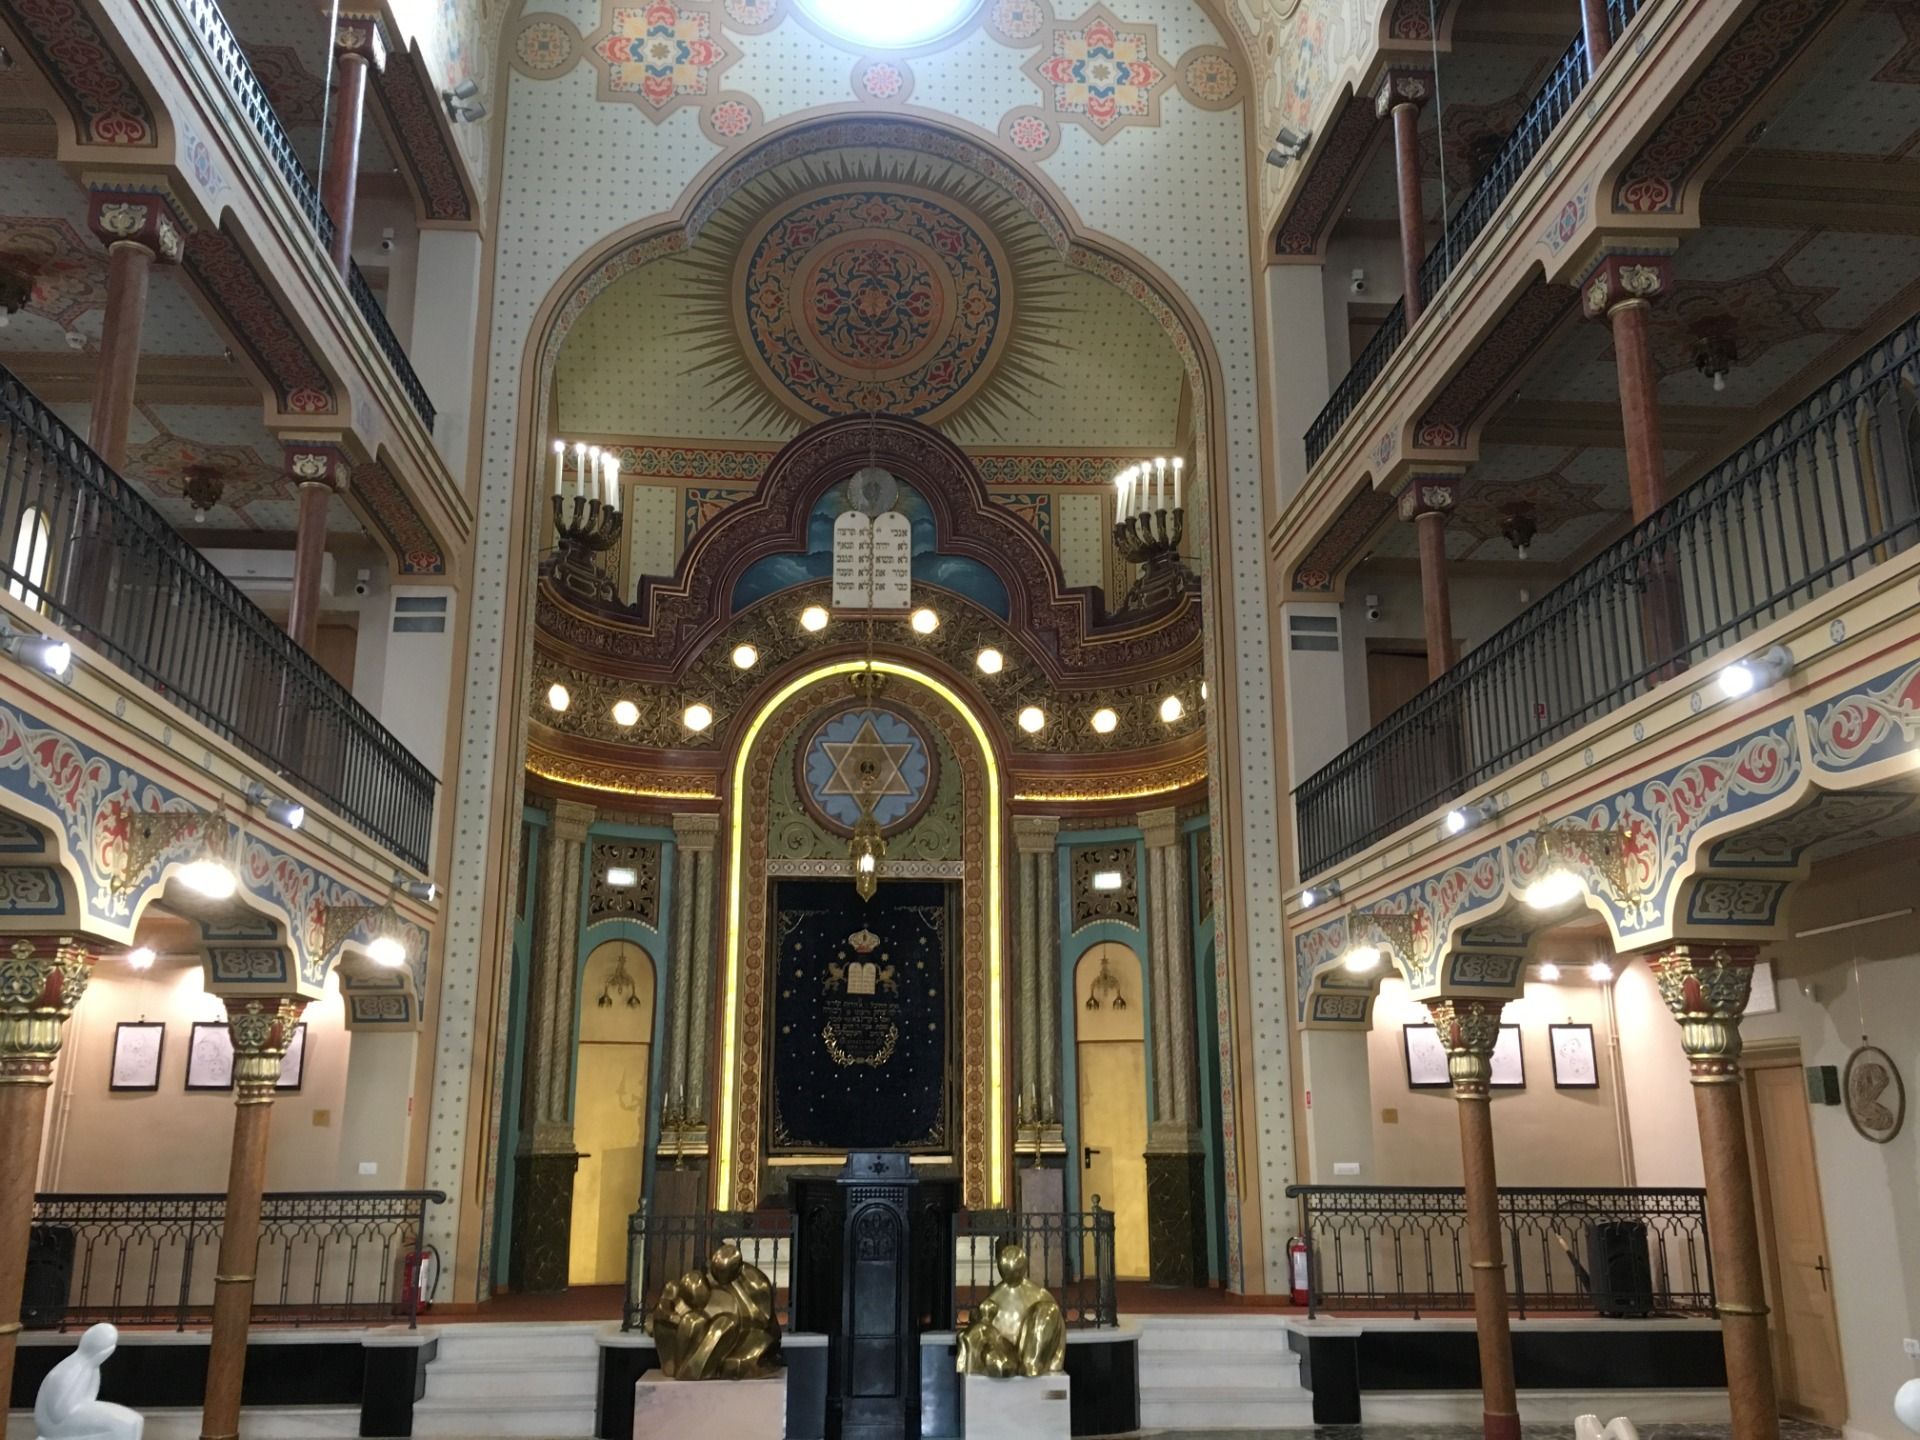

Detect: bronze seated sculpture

[956,1242,1067,1377]
[648,1241,782,1380]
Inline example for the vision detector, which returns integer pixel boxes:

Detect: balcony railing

[174,0,436,434]
[0,366,438,868]
[1303,0,1648,468]
[1294,310,1920,878]
[25,1190,444,1330]
[953,1205,1117,1329]
[1287,1185,1714,1318]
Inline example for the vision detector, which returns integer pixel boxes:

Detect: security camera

[378,236,396,254]
[1350,268,1367,295]
[64,329,85,351]
[1366,606,1383,623]
[354,567,371,597]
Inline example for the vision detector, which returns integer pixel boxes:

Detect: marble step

[1138,1389,1319,1430]
[410,1393,599,1439]
[1139,1353,1304,1390]
[420,1356,600,1401]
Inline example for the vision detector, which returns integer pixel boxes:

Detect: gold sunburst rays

[669,150,1073,440]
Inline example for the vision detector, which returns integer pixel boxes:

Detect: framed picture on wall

[109,1022,165,1092]
[1403,1025,1451,1088]
[1550,1023,1600,1089]
[276,1024,308,1092]
[1491,1025,1525,1088]
[185,1022,234,1092]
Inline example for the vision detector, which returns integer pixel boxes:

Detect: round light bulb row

[547,684,718,734]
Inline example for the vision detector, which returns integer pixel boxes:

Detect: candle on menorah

[548,437,625,602]
[1112,456,1195,614]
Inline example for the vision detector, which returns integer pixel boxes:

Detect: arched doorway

[570,938,656,1286]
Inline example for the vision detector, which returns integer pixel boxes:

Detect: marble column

[200,994,307,1440]
[512,799,593,1292]
[1012,817,1063,1216]
[282,443,347,651]
[660,813,719,1179]
[1426,997,1520,1440]
[0,937,90,1412]
[1376,68,1433,322]
[1400,476,1459,681]
[321,18,387,279]
[1582,0,1613,71]
[1646,944,1779,1440]
[1140,808,1205,1285]
[85,191,183,470]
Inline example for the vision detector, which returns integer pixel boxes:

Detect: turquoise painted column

[1140,805,1205,1285]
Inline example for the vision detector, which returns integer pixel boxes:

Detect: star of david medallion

[799,705,936,835]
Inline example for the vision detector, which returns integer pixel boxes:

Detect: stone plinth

[634,1369,786,1438]
[963,1372,1072,1440]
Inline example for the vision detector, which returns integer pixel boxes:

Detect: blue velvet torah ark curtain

[769,878,953,1153]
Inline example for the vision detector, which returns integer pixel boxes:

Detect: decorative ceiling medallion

[1176,45,1241,111]
[1023,5,1173,141]
[512,14,583,77]
[800,704,937,835]
[588,2,738,117]
[737,186,1009,422]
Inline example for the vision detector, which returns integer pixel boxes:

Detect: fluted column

[0,937,90,1411]
[663,812,720,1156]
[201,994,307,1440]
[1646,944,1779,1440]
[512,799,593,1293]
[1140,808,1204,1285]
[1013,816,1061,1148]
[1376,68,1433,322]
[1427,997,1519,1440]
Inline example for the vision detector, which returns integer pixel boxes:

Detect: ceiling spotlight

[975,648,1004,675]
[368,931,408,968]
[1588,959,1615,983]
[1091,707,1119,735]
[1716,643,1794,702]
[547,682,571,713]
[731,643,759,670]
[245,781,305,832]
[179,855,238,901]
[1342,944,1381,974]
[1266,124,1311,168]
[605,866,638,888]
[1159,695,1185,723]
[910,607,940,635]
[612,699,640,727]
[1444,801,1490,836]
[394,877,438,903]
[1091,870,1124,892]
[1524,868,1584,911]
[0,619,72,680]
[126,945,156,971]
[683,702,714,733]
[1301,879,1340,909]
[1537,961,1561,983]
[800,605,830,633]
[1017,706,1046,734]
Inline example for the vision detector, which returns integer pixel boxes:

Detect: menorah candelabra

[1113,504,1194,613]
[549,491,623,602]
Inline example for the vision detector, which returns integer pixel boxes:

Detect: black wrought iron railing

[0,367,438,867]
[1294,311,1920,878]
[953,1205,1117,1330]
[25,1191,444,1330]
[1287,1186,1714,1318]
[173,0,436,433]
[1302,0,1650,469]
[623,1205,797,1333]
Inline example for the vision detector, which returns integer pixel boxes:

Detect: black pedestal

[1144,1150,1209,1287]
[509,1150,580,1294]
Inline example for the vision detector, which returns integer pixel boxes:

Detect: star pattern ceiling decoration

[589,2,737,117]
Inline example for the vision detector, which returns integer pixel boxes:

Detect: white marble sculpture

[34,1323,143,1440]
[1895,1376,1920,1432]
[1573,1417,1640,1440]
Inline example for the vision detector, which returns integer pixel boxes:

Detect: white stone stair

[412,1322,603,1438]
[1135,1316,1317,1430]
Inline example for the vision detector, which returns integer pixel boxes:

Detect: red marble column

[1376,69,1433,323]
[1400,477,1459,680]
[321,19,389,280]
[85,193,186,469]
[1644,945,1779,1440]
[1582,0,1613,71]
[282,444,346,650]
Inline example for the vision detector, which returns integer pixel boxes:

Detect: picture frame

[108,1022,165,1093]
[1403,1024,1451,1088]
[1550,1023,1600,1089]
[1491,1024,1526,1089]
[276,1023,308,1093]
[185,1022,234,1092]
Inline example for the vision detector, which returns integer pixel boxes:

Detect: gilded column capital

[1397,474,1462,523]
[1646,943,1757,1083]
[282,440,349,492]
[1137,806,1180,851]
[1425,996,1506,1099]
[1013,815,1060,855]
[222,995,308,1104]
[84,185,190,264]
[551,799,597,844]
[1374,65,1434,117]
[0,937,92,1086]
[333,12,391,70]
[1578,248,1677,320]
[672,811,721,850]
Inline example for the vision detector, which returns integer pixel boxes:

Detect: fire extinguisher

[402,1245,440,1317]
[1287,1236,1310,1307]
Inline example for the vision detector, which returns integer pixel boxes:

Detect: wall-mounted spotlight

[126,945,156,971]
[245,780,306,832]
[1716,643,1794,701]
[1300,879,1341,909]
[1342,944,1381,973]
[1265,124,1311,168]
[1443,799,1493,837]
[0,618,72,680]
[442,78,487,123]
[393,876,438,903]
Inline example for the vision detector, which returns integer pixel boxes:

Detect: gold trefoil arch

[718,659,1005,1210]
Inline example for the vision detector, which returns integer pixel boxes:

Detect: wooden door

[1747,1055,1848,1426]
[1367,646,1431,726]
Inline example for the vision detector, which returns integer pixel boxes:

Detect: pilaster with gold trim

[1014,814,1063,1153]
[1141,806,1205,1285]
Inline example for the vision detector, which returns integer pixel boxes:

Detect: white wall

[1321,229,1405,378]
[1338,563,1535,730]
[1265,263,1334,508]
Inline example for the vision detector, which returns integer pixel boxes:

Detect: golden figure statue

[649,1241,782,1380]
[956,1242,1067,1377]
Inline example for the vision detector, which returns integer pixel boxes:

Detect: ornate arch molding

[715,660,1005,1212]
[1293,670,1920,1029]
[538,415,1201,684]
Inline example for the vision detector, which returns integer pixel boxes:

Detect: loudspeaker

[1585,1220,1653,1318]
